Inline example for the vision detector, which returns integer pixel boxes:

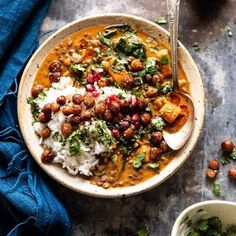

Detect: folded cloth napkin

[0,0,72,235]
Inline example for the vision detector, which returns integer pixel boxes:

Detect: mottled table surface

[39,0,236,235]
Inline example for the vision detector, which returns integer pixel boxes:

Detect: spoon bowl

[163,92,194,150]
[164,0,195,150]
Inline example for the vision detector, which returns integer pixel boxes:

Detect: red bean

[159,141,169,152]
[49,71,61,82]
[110,101,120,114]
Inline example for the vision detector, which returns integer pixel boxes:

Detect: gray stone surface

[39,0,236,235]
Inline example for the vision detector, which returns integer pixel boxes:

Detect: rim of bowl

[171,200,236,236]
[17,13,205,198]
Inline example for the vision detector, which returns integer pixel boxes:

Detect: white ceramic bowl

[17,14,205,198]
[171,200,236,236]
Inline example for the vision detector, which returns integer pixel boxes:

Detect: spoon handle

[166,0,180,90]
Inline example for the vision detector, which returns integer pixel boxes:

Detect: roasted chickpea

[49,71,61,82]
[131,59,144,71]
[141,112,151,124]
[110,101,120,114]
[97,78,108,87]
[62,106,74,116]
[72,94,84,104]
[51,103,60,113]
[84,94,95,108]
[42,103,52,114]
[80,111,92,121]
[61,123,72,137]
[72,105,82,115]
[123,77,135,89]
[63,57,71,67]
[206,168,217,179]
[40,127,51,139]
[103,109,113,121]
[95,102,106,116]
[221,140,235,153]
[151,132,163,146]
[123,127,134,139]
[150,147,162,160]
[56,95,66,106]
[70,115,81,126]
[31,84,42,98]
[208,159,219,170]
[159,141,169,152]
[41,149,56,163]
[49,61,62,72]
[228,167,236,180]
[120,100,130,113]
[38,112,50,123]
[152,74,163,84]
[138,99,148,110]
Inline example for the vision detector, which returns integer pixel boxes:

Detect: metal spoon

[162,0,195,150]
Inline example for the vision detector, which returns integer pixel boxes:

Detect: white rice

[32,76,128,176]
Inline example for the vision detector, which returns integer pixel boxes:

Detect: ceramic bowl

[171,200,236,236]
[17,14,205,198]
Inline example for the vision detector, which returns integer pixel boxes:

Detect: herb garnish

[27,97,39,120]
[155,16,167,25]
[213,181,221,196]
[145,57,157,76]
[70,63,86,80]
[133,152,146,168]
[137,227,148,236]
[192,42,200,52]
[151,117,165,131]
[68,131,82,155]
[148,163,159,169]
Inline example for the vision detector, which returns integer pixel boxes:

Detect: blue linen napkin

[0,0,72,235]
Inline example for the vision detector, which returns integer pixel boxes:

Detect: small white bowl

[171,200,236,236]
[17,14,205,198]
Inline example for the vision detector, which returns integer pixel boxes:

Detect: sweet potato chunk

[159,102,181,123]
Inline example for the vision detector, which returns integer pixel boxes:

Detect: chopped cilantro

[159,54,171,65]
[111,154,118,165]
[145,57,157,76]
[192,42,200,52]
[99,37,113,47]
[38,91,46,100]
[27,97,39,120]
[145,105,152,112]
[220,155,230,165]
[70,63,86,80]
[149,46,158,53]
[133,152,146,168]
[161,83,172,94]
[196,219,209,232]
[213,181,221,196]
[151,117,165,131]
[68,132,82,156]
[230,148,236,160]
[115,36,147,61]
[137,227,148,236]
[155,16,167,25]
[146,37,156,43]
[156,82,162,91]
